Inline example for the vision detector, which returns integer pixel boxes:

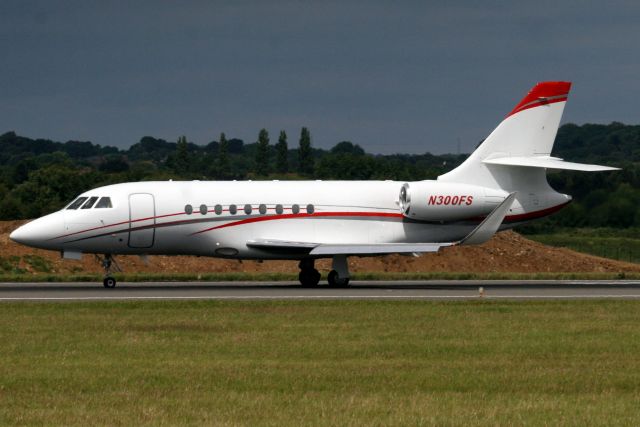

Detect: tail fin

[439,82,619,221]
[439,81,572,189]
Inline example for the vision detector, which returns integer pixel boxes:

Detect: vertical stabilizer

[438,81,571,190]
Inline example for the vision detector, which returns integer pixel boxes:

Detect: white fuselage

[10,179,569,260]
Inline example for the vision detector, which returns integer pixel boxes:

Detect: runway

[2,280,640,301]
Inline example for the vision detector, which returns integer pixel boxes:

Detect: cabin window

[185,204,193,215]
[229,204,237,215]
[200,204,208,215]
[259,204,267,214]
[95,197,113,208]
[306,204,314,214]
[81,197,99,209]
[292,204,300,214]
[66,197,88,210]
[214,204,223,215]
[275,204,283,214]
[244,204,252,215]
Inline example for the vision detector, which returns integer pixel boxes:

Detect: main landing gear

[327,255,350,287]
[298,259,321,287]
[297,256,351,287]
[96,254,121,288]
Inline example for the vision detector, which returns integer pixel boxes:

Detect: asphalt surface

[2,280,640,301]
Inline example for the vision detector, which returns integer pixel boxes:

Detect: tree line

[0,122,637,231]
[169,127,315,179]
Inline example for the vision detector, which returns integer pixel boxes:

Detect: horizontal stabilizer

[483,156,619,172]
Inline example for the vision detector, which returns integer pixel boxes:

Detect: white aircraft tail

[438,81,617,192]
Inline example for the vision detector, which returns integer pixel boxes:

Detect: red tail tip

[507,81,572,118]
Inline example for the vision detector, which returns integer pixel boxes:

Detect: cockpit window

[66,197,88,210]
[95,197,113,208]
[81,196,99,209]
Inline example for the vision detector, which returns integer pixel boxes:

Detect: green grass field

[2,300,640,425]
[527,228,640,264]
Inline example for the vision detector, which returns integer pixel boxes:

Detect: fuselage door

[128,193,155,248]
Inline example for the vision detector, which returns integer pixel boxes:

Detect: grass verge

[527,228,640,264]
[1,299,640,425]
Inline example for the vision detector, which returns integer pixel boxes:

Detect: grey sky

[1,1,639,154]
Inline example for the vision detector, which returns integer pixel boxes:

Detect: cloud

[2,1,640,153]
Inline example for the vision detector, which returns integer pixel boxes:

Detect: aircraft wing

[246,193,516,256]
[247,239,450,255]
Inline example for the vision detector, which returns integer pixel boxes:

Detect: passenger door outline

[128,193,156,248]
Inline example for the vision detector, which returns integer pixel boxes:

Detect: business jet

[10,81,618,288]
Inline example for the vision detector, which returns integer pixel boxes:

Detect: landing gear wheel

[298,258,321,287]
[299,269,321,287]
[103,276,117,288]
[328,270,350,287]
[96,254,122,288]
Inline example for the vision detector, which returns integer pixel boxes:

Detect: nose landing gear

[96,254,121,288]
[103,276,117,288]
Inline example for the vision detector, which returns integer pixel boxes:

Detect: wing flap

[309,243,449,256]
[483,156,619,171]
[247,239,317,250]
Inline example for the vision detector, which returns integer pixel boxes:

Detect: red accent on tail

[507,81,572,118]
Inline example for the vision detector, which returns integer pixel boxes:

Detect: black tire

[327,270,350,287]
[299,269,321,287]
[103,277,117,288]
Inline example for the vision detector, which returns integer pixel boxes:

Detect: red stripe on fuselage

[57,201,569,244]
[190,211,404,235]
[502,201,570,222]
[49,211,187,241]
[468,201,570,223]
[191,202,569,236]
[51,205,330,241]
[56,211,403,242]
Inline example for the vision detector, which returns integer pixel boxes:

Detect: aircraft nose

[9,214,64,249]
[10,222,45,246]
[9,226,27,244]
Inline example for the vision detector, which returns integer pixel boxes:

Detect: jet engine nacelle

[399,181,509,222]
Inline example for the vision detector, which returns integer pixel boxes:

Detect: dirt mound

[1,220,638,276]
